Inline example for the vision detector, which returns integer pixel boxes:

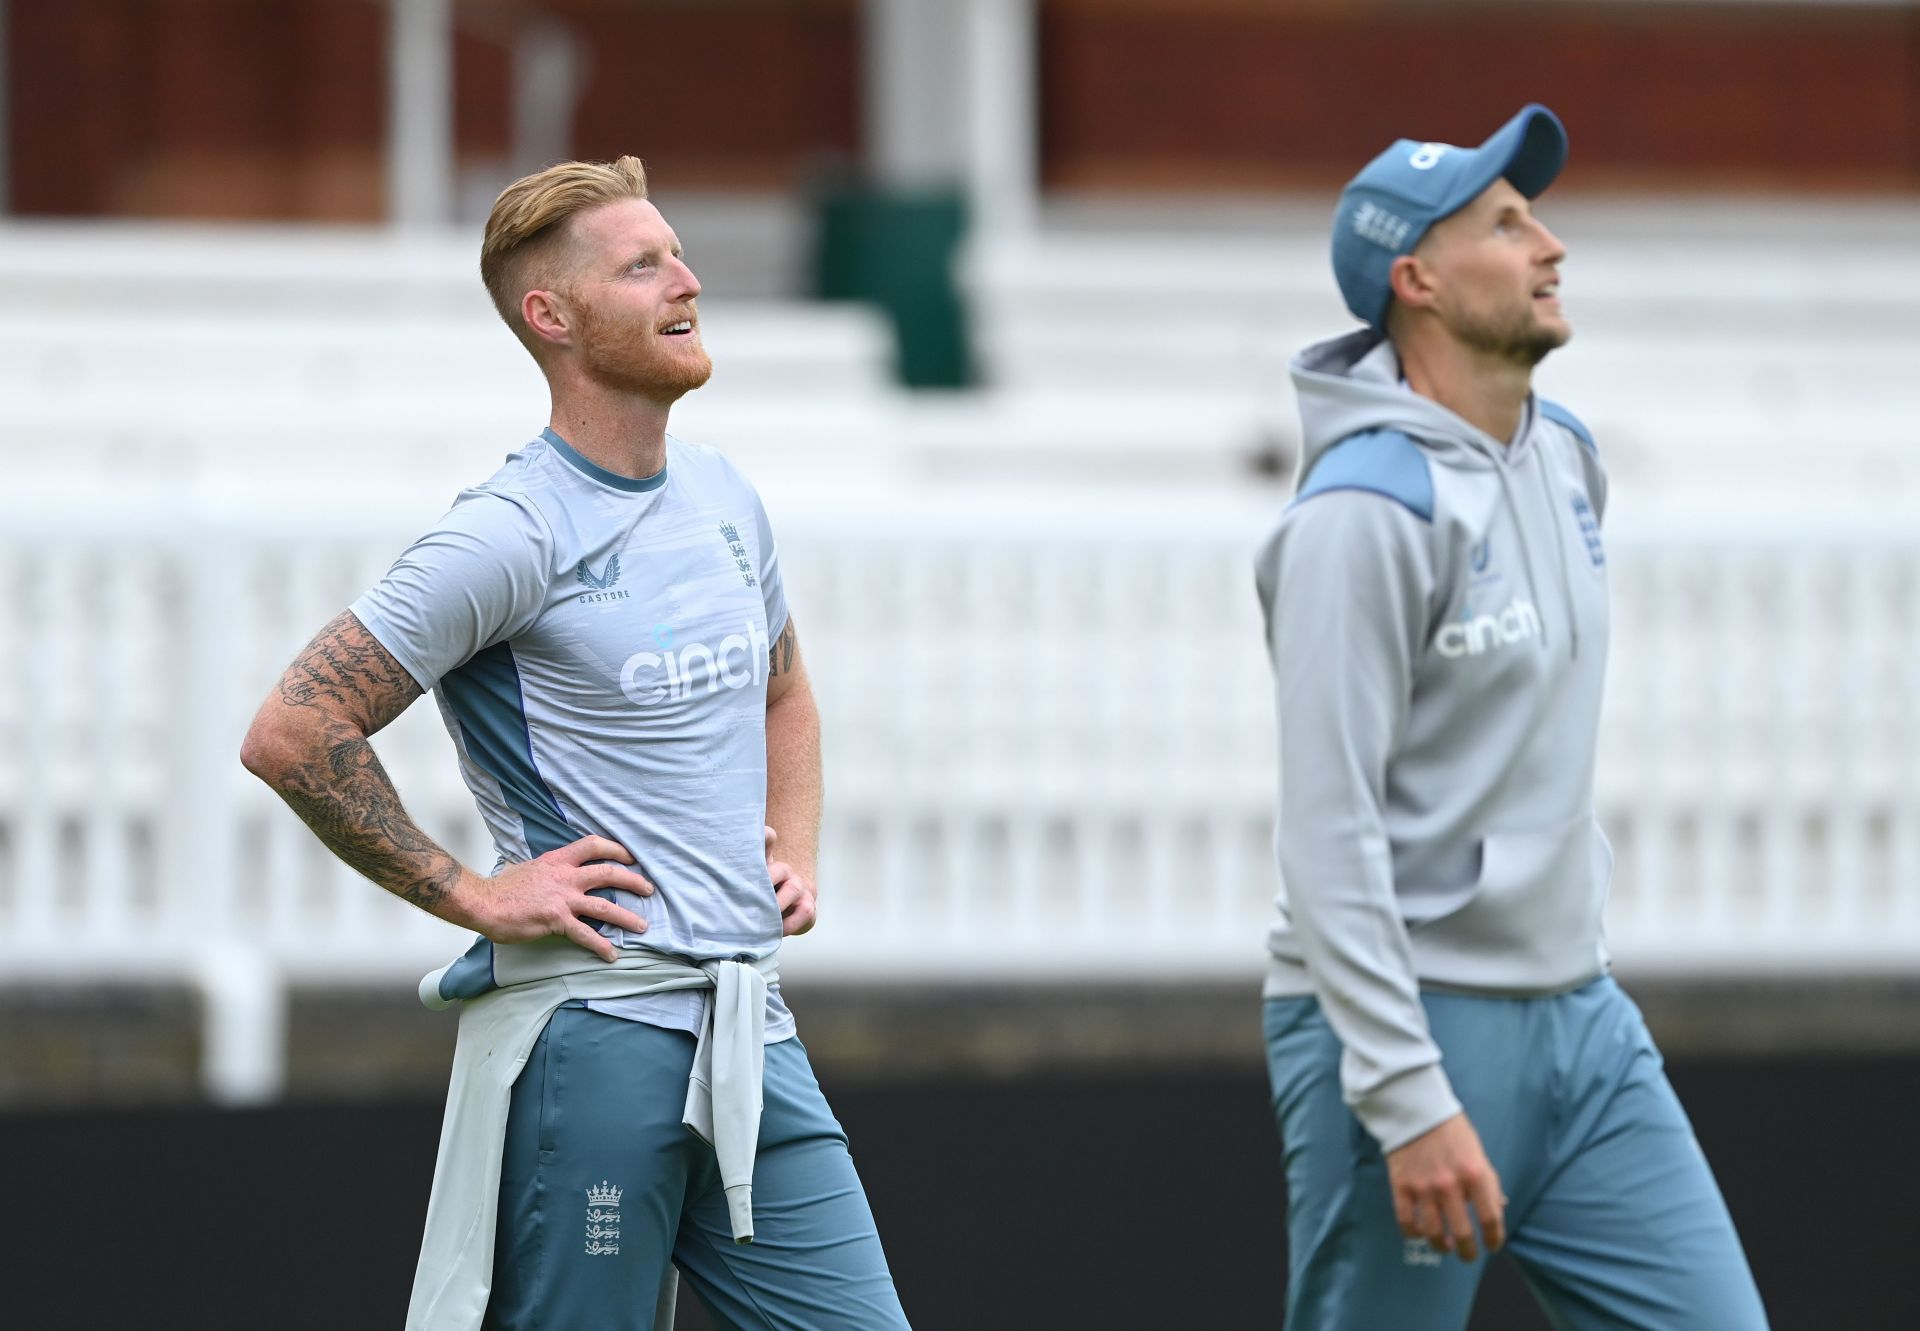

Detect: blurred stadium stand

[6,3,1920,1325]
[4,197,1920,1105]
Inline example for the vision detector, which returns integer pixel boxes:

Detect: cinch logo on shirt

[619,618,770,705]
[1435,597,1541,659]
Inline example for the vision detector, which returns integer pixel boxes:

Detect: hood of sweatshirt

[1291,328,1584,658]
[1293,327,1524,474]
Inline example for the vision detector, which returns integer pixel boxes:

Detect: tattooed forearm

[245,609,462,916]
[273,719,464,911]
[768,618,797,678]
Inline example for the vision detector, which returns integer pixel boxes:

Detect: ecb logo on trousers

[585,1180,623,1256]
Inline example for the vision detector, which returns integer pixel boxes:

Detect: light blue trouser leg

[1501,980,1769,1331]
[487,1005,686,1331]
[487,1006,910,1331]
[1266,978,1768,1331]
[1265,995,1500,1330]
[673,1039,910,1330]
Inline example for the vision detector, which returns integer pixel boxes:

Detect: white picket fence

[2,494,1917,1101]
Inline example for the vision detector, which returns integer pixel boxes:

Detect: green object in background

[812,185,972,389]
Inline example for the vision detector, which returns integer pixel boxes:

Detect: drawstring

[1491,455,1551,650]
[1533,455,1581,660]
[1484,403,1578,663]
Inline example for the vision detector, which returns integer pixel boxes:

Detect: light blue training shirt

[352,427,795,1041]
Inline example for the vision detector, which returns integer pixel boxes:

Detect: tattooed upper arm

[274,610,424,737]
[765,616,803,704]
[768,616,797,677]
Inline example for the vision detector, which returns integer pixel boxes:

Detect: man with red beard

[241,158,911,1331]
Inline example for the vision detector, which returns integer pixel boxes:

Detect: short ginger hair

[479,156,650,351]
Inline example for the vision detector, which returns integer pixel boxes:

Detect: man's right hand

[1385,1111,1506,1263]
[449,835,654,962]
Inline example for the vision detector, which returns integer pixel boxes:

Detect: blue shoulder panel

[1539,399,1596,454]
[1293,429,1434,523]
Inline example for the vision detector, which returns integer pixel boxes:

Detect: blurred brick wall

[11,0,394,218]
[6,0,1916,219]
[552,0,861,187]
[7,0,860,220]
[1042,0,1920,191]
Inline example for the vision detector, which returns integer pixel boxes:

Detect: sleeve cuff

[346,597,438,693]
[1353,1061,1463,1155]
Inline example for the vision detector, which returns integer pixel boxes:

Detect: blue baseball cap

[1331,104,1568,328]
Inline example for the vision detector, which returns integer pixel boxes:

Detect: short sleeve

[349,490,554,690]
[751,487,789,638]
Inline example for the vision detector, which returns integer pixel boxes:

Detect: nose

[1535,219,1568,266]
[668,254,701,302]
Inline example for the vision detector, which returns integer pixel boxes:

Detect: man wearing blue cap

[1253,107,1769,1328]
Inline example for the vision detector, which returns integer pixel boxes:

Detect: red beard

[573,300,714,401]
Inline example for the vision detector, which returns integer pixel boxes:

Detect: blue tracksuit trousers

[1265,977,1769,1330]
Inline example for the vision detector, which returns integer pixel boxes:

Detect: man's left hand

[764,825,818,936]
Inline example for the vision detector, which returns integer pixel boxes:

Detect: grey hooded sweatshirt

[1255,328,1614,1154]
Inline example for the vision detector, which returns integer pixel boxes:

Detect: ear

[522,287,572,349]
[1387,253,1438,313]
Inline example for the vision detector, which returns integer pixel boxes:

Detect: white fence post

[388,0,454,229]
[13,550,58,947]
[181,522,284,1105]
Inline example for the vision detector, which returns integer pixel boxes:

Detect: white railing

[2,495,1917,1101]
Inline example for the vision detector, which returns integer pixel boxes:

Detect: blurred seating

[0,224,1287,500]
[14,203,1920,504]
[3,210,1918,1102]
[960,199,1920,505]
[0,310,893,401]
